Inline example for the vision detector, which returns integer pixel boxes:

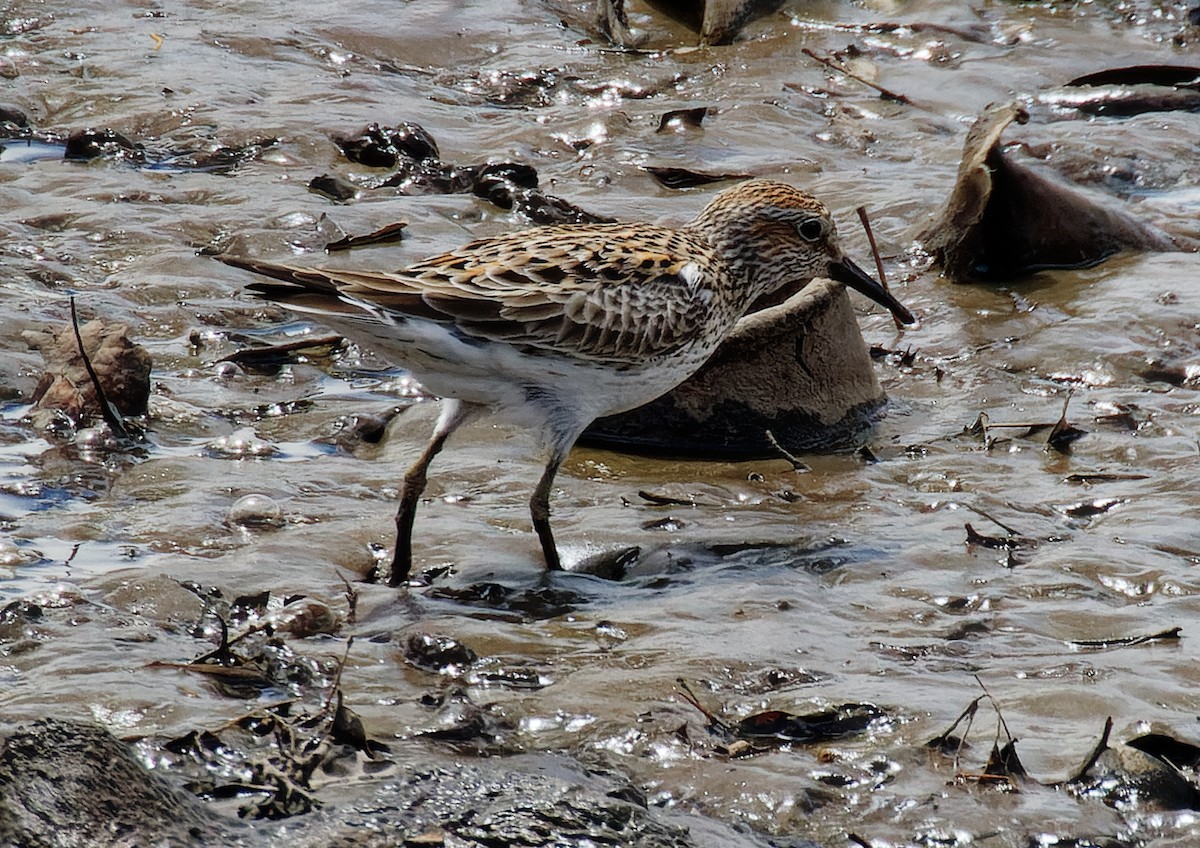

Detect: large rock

[0,719,219,848]
[585,278,888,457]
[0,719,779,848]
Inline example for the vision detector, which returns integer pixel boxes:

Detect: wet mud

[3,1,1200,847]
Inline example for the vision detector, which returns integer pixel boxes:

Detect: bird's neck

[681,220,761,307]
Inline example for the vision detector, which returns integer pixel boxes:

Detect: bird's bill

[828,256,916,325]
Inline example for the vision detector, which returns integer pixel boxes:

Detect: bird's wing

[220,224,719,363]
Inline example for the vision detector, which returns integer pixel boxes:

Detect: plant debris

[324,123,614,225]
[642,165,753,189]
[965,522,1028,550]
[426,583,586,620]
[1046,393,1088,452]
[218,334,345,369]
[656,106,713,132]
[1068,627,1182,650]
[1060,497,1125,519]
[636,489,700,507]
[403,632,478,674]
[335,122,440,167]
[928,679,1027,789]
[23,306,152,438]
[308,173,359,202]
[801,47,913,105]
[675,679,886,756]
[324,220,409,251]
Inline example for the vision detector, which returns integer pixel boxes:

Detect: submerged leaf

[734,703,885,743]
[643,166,753,189]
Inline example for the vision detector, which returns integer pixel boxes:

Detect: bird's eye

[798,219,824,241]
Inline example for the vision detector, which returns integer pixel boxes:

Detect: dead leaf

[917,102,1187,281]
[643,165,753,189]
[325,221,408,251]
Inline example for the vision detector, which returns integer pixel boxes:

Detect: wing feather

[219,224,719,363]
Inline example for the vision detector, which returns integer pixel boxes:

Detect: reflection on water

[2,0,1200,844]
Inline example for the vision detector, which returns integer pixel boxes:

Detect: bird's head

[686,179,915,324]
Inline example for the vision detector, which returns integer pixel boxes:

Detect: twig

[983,421,1056,429]
[855,207,905,331]
[789,19,990,44]
[929,694,983,771]
[209,698,299,733]
[765,430,810,472]
[962,505,1023,538]
[336,570,359,625]
[675,678,735,736]
[69,296,131,441]
[322,636,355,713]
[637,490,698,507]
[801,48,913,105]
[1067,716,1114,782]
[955,770,1016,788]
[192,612,237,665]
[973,675,1016,744]
[1047,390,1086,452]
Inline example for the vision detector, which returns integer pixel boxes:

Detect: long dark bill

[828,256,915,325]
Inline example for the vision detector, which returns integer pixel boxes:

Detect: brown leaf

[325,220,408,251]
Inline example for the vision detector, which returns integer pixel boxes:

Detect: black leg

[529,448,567,572]
[389,400,470,587]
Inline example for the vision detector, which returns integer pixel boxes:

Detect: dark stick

[765,429,810,472]
[69,296,130,441]
[855,206,906,331]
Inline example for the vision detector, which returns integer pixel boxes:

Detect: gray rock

[0,719,220,848]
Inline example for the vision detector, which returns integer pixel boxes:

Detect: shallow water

[2,0,1200,845]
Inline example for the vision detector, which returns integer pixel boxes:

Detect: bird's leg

[390,399,471,587]
[530,446,568,572]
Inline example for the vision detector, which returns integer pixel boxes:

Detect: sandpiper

[220,179,914,585]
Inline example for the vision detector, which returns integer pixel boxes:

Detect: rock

[62,127,145,163]
[585,278,887,457]
[0,719,221,847]
[0,720,774,847]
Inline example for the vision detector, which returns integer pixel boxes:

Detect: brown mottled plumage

[219,179,914,584]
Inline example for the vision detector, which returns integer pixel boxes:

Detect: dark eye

[798,219,824,241]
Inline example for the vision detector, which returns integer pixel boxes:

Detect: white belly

[322,311,715,434]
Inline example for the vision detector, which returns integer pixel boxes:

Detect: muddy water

[2,0,1200,844]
